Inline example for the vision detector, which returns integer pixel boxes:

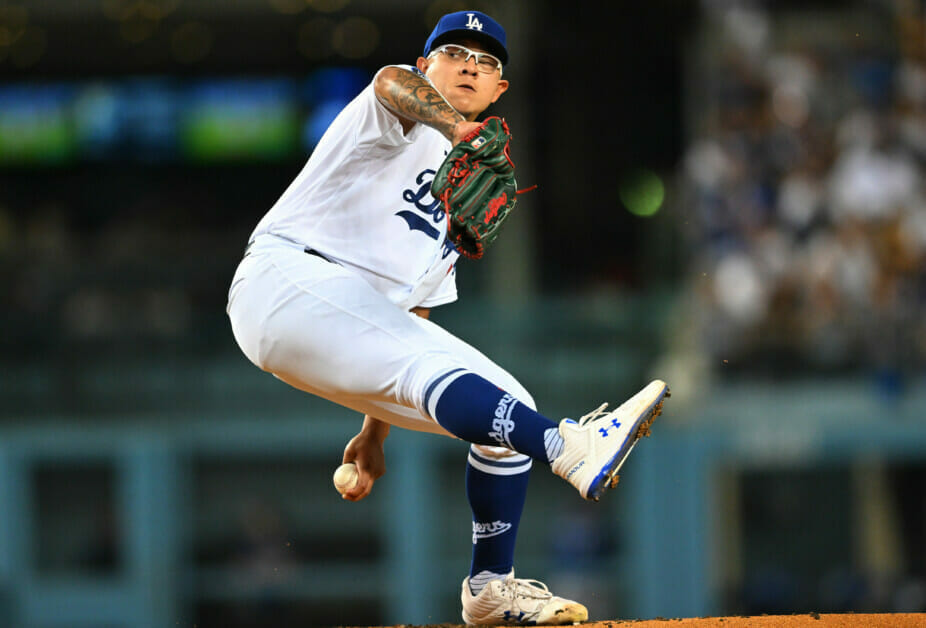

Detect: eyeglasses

[428,44,503,76]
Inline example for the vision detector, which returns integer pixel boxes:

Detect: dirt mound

[371,614,926,628]
[579,614,925,627]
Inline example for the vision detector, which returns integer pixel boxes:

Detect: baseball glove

[431,116,528,260]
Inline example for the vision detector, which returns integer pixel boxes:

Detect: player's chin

[447,93,483,117]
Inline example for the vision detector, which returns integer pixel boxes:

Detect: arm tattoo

[378,69,463,140]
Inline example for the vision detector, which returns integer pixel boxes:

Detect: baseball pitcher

[227,9,669,624]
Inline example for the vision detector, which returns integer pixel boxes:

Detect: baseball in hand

[333,462,359,495]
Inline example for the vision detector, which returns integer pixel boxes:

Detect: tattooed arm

[373,66,477,144]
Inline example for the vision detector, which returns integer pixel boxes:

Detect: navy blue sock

[431,373,562,463]
[466,446,531,589]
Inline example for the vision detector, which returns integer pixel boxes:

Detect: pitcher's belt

[243,241,332,263]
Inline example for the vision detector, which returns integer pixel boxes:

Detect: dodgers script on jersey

[249,65,460,310]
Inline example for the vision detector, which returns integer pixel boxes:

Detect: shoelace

[498,575,553,601]
[576,402,610,426]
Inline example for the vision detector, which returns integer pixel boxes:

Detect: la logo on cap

[465,13,484,31]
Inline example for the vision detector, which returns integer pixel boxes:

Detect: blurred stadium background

[1,0,925,626]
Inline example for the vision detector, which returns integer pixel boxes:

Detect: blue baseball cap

[423,10,508,65]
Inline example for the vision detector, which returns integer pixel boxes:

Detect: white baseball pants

[226,234,535,445]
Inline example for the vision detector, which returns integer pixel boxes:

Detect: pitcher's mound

[581,613,925,627]
[371,614,926,628]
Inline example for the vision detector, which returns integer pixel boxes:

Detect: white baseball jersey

[228,64,531,445]
[249,65,460,310]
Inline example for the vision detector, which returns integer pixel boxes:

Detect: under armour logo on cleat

[598,418,622,437]
[566,461,585,479]
[503,610,528,623]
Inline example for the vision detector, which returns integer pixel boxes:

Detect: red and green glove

[431,116,528,260]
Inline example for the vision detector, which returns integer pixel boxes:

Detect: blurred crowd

[677,2,926,382]
[0,170,267,363]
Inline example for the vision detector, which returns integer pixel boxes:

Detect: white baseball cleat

[461,571,588,625]
[552,379,669,501]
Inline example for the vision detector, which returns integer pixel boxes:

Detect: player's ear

[490,79,509,103]
[416,57,430,74]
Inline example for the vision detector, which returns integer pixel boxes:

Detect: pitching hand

[340,416,389,501]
